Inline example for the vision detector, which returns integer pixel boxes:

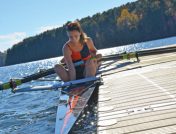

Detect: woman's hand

[90,56,97,64]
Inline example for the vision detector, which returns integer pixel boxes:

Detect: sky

[0,0,137,52]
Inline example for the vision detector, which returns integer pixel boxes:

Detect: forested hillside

[0,51,5,66]
[5,0,176,65]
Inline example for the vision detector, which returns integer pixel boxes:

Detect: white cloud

[37,24,62,34]
[0,24,62,52]
[0,32,27,52]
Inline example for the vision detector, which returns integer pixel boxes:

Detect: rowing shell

[55,81,99,134]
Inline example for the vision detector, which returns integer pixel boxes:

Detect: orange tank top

[68,43,91,62]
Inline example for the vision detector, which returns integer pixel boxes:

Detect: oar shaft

[21,68,55,83]
[0,52,138,91]
[0,68,55,90]
[13,76,101,93]
[0,62,82,90]
[101,52,138,61]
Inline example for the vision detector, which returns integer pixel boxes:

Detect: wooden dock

[98,46,176,133]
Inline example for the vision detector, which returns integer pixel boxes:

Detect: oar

[0,61,82,91]
[0,68,55,91]
[1,44,174,91]
[0,52,139,91]
[13,76,101,93]
[101,51,139,62]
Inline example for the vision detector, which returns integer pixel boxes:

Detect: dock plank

[98,50,176,133]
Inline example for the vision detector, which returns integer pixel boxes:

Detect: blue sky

[0,0,136,52]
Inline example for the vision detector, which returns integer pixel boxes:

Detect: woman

[54,21,102,82]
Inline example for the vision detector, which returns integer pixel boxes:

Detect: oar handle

[0,79,22,90]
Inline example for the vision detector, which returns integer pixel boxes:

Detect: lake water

[0,36,176,134]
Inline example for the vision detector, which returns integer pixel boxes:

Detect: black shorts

[75,65,85,80]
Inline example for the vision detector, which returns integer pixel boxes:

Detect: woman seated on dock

[54,20,102,82]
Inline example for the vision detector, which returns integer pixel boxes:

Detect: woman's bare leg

[84,59,97,77]
[95,53,102,60]
[84,53,102,77]
[95,53,102,67]
[54,64,70,82]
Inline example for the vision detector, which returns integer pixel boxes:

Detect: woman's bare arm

[62,44,76,80]
[87,37,102,62]
[87,37,97,57]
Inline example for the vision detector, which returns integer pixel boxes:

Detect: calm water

[0,36,176,134]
